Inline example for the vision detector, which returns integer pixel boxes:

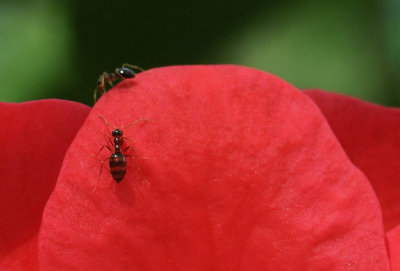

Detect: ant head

[116,67,135,79]
[112,129,123,137]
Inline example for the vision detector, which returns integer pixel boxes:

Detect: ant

[94,64,144,102]
[94,114,149,192]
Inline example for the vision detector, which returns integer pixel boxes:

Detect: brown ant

[94,64,144,102]
[93,114,148,192]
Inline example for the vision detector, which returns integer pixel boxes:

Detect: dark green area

[0,0,399,106]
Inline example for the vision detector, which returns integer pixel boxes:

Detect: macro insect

[94,114,148,192]
[94,63,144,102]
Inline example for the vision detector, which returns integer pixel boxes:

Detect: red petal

[0,100,90,270]
[305,90,400,231]
[40,66,389,270]
[387,225,400,271]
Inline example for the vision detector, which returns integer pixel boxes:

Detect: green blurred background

[0,0,399,106]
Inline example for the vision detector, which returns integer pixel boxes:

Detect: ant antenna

[121,118,150,129]
[99,114,149,130]
[99,114,115,129]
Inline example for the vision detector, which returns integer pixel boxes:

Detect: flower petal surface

[306,90,400,232]
[0,100,90,270]
[40,66,390,270]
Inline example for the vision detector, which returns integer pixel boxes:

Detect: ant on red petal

[93,114,149,192]
[94,63,144,102]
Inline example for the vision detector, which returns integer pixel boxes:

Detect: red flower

[0,65,397,270]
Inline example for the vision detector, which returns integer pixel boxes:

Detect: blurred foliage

[0,0,398,106]
[0,2,72,102]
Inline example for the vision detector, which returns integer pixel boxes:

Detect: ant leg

[121,118,150,129]
[105,72,117,89]
[94,87,98,103]
[125,144,149,184]
[98,114,116,129]
[123,145,132,152]
[101,131,114,147]
[122,138,146,158]
[123,144,146,159]
[121,136,131,143]
[92,156,111,193]
[94,72,108,102]
[122,63,145,72]
[121,136,137,147]
[125,153,150,186]
[96,144,113,157]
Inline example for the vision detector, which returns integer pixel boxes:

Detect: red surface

[305,90,400,232]
[38,66,390,270]
[0,100,90,270]
[387,225,400,271]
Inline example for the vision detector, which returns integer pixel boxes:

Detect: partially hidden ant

[93,114,149,192]
[94,63,144,102]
